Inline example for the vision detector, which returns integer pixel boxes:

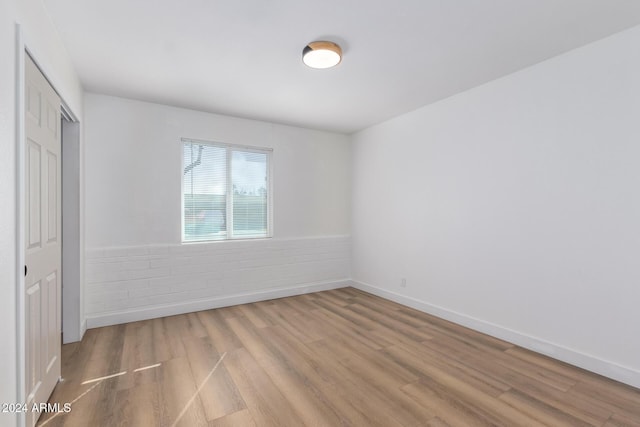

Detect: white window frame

[181,137,273,242]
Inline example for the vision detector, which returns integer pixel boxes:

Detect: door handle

[24,265,27,277]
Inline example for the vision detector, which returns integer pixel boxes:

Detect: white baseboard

[86,280,349,329]
[62,319,87,344]
[80,319,87,339]
[350,280,640,389]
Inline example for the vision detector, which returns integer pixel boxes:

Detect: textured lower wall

[85,236,350,327]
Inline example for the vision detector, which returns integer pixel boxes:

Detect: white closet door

[24,54,62,427]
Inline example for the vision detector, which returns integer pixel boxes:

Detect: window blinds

[182,139,270,241]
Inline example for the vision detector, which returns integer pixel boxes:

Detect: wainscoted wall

[83,94,352,329]
[85,236,350,327]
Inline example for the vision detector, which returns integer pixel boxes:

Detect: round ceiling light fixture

[302,41,342,69]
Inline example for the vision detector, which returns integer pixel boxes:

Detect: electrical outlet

[400,278,407,287]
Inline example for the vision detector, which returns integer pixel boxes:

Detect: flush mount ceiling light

[302,41,342,69]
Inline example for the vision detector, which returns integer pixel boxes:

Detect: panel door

[24,55,62,427]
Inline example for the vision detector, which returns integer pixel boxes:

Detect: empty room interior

[3,0,640,426]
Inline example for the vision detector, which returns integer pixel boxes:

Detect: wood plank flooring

[38,288,640,426]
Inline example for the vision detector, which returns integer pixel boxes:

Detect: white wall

[0,1,83,425]
[85,94,350,246]
[62,120,83,343]
[84,94,351,325]
[351,25,640,388]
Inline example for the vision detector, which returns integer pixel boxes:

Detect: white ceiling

[44,0,640,134]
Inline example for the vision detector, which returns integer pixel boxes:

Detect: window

[182,138,271,242]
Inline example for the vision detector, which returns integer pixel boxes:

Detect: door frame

[15,23,83,427]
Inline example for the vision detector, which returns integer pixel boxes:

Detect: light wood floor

[39,288,640,426]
